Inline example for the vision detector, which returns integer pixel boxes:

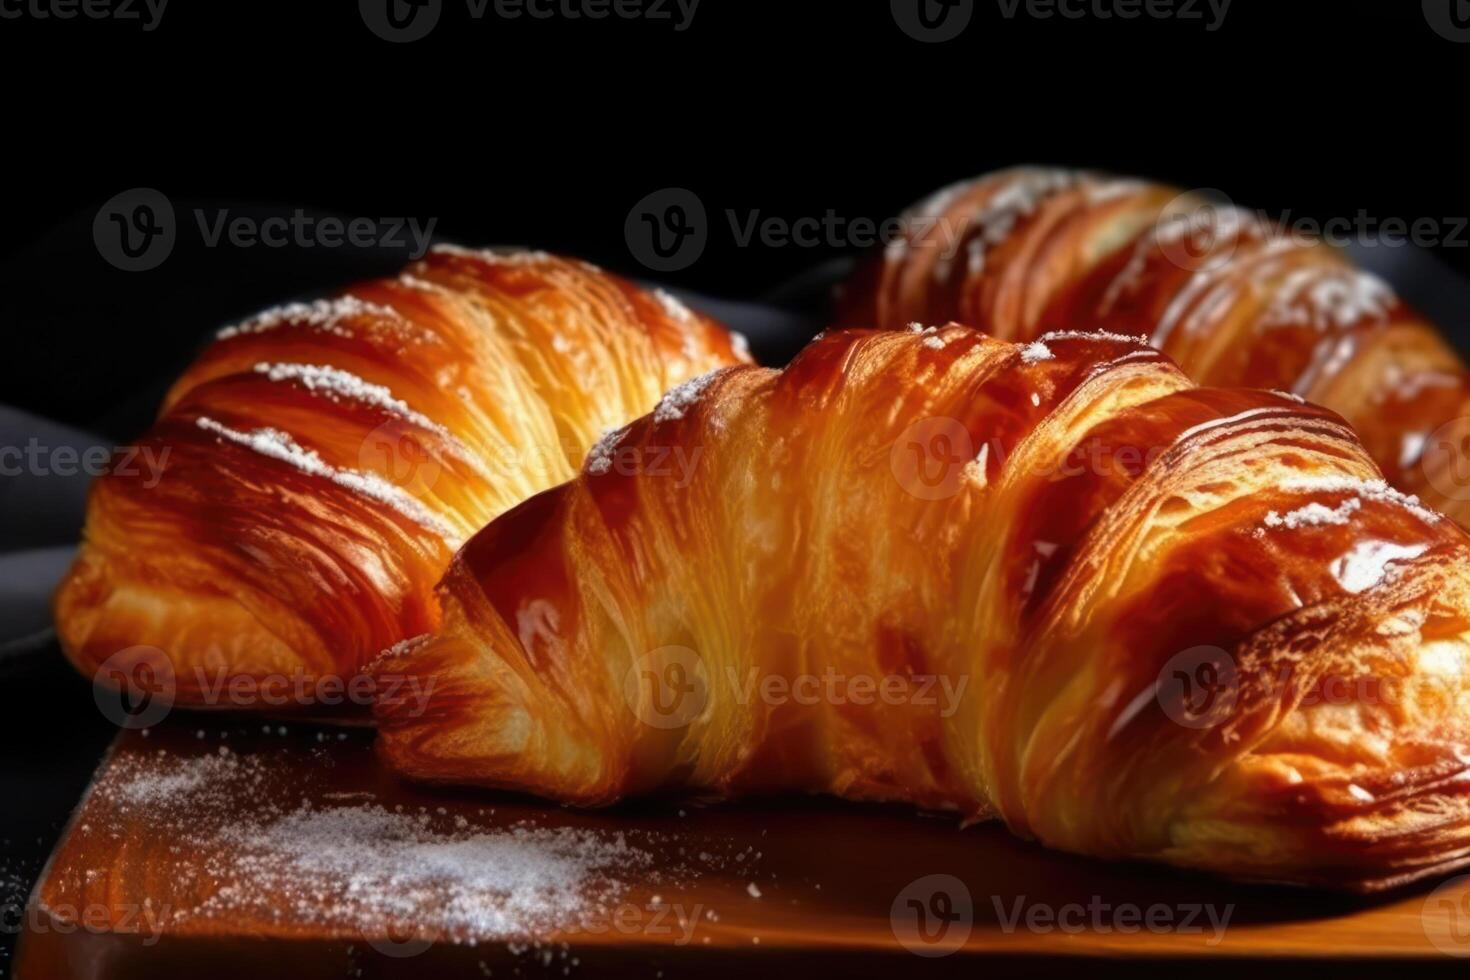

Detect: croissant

[374,325,1470,891]
[839,167,1470,523]
[55,246,749,711]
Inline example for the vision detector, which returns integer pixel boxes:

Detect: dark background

[2,0,1470,973]
[5,0,1470,434]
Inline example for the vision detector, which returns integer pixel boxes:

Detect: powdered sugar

[67,735,743,950]
[217,296,401,341]
[1278,476,1441,525]
[653,289,695,324]
[1263,497,1361,530]
[654,369,722,424]
[1019,340,1054,363]
[585,426,628,476]
[382,633,433,662]
[111,751,264,808]
[204,804,652,940]
[957,169,1076,281]
[195,417,454,537]
[253,363,446,435]
[430,244,553,265]
[1037,329,1149,346]
[1331,540,1430,594]
[1264,267,1396,331]
[922,335,948,350]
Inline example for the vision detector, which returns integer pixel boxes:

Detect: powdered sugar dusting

[731,331,751,361]
[382,633,433,662]
[204,805,651,940]
[653,289,695,324]
[217,296,401,341]
[654,369,722,424]
[253,363,446,435]
[430,244,553,266]
[1265,267,1396,331]
[1020,340,1054,363]
[1037,329,1149,346]
[1279,476,1441,524]
[1263,497,1361,530]
[67,736,744,950]
[1331,540,1430,594]
[955,169,1076,282]
[195,417,454,537]
[586,426,628,476]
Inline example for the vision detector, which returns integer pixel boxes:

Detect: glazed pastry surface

[56,247,748,708]
[840,168,1470,521]
[376,326,1470,890]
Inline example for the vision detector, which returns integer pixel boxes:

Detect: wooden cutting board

[15,719,1470,979]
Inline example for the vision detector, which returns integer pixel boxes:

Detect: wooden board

[15,719,1470,978]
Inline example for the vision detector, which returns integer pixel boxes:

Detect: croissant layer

[375,326,1470,891]
[839,167,1470,524]
[55,248,749,711]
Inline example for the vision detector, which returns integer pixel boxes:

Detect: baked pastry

[839,168,1470,523]
[375,325,1470,890]
[55,246,750,711]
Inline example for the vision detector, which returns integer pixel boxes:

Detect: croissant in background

[55,246,749,711]
[838,167,1470,523]
[376,325,1470,890]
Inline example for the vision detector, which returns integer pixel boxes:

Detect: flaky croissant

[839,167,1470,523]
[55,246,749,709]
[375,325,1470,891]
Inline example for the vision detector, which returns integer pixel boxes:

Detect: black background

[5,0,1470,434]
[3,0,1470,973]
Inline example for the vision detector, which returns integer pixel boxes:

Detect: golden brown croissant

[839,167,1470,523]
[55,246,750,711]
[375,325,1470,891]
